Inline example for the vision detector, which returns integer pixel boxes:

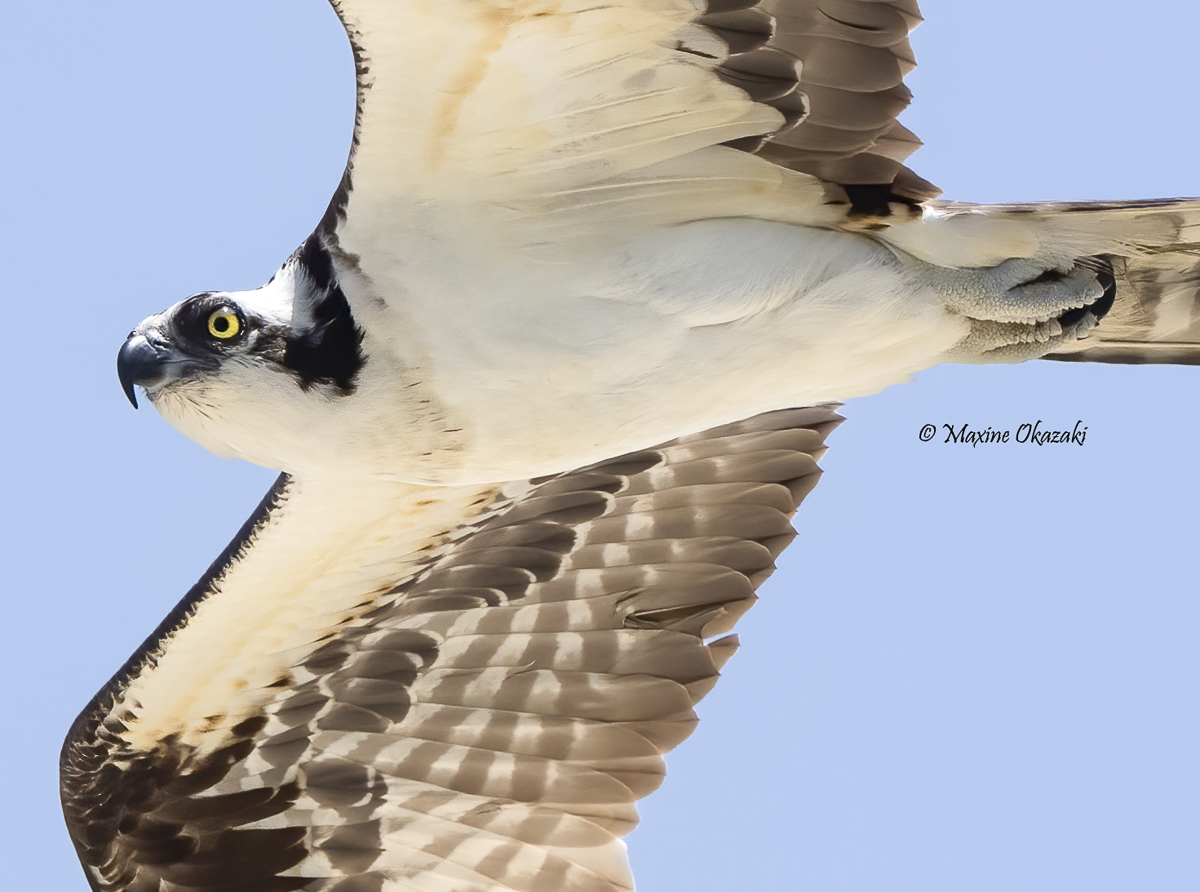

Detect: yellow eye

[207,309,241,340]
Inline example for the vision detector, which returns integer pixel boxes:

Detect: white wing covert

[318,0,934,269]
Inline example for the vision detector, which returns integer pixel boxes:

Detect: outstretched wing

[62,407,840,892]
[317,0,932,265]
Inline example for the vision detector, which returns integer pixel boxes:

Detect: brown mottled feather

[707,0,939,202]
[62,407,841,891]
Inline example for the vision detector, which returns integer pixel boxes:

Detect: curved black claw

[1058,257,1116,330]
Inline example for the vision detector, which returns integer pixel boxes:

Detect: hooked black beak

[117,333,174,409]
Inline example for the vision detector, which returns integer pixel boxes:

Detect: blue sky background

[4,1,1198,889]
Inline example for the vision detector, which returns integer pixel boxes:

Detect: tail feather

[882,196,1200,365]
[1046,249,1200,364]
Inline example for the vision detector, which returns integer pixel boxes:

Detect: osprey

[63,1,1200,890]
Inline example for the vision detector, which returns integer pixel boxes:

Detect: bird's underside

[69,0,1200,890]
[113,0,1200,484]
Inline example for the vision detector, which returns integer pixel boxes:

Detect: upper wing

[62,407,840,892]
[317,0,932,264]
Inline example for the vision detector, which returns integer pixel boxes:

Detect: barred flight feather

[62,406,841,891]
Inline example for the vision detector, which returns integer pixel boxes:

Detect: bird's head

[117,248,366,472]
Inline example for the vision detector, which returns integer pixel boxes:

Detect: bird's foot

[914,256,1116,362]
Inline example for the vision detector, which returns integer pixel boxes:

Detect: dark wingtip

[1057,257,1117,331]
